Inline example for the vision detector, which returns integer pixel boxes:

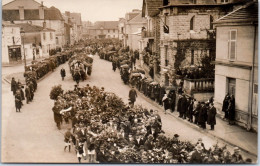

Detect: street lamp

[20,28,26,70]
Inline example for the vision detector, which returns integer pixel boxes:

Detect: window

[253,84,258,115]
[108,29,110,33]
[113,35,115,38]
[163,14,169,33]
[113,29,115,33]
[210,15,214,29]
[190,16,195,30]
[191,50,194,65]
[50,32,53,40]
[43,32,46,40]
[121,27,124,33]
[229,29,237,61]
[221,0,229,3]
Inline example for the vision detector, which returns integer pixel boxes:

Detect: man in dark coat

[198,102,208,129]
[96,146,108,163]
[168,90,176,113]
[60,67,66,81]
[133,134,145,149]
[129,87,137,107]
[177,95,183,117]
[11,77,17,95]
[52,104,62,130]
[25,85,31,104]
[207,103,217,130]
[15,92,22,112]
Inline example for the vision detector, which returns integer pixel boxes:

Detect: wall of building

[216,25,255,63]
[2,26,22,64]
[41,31,56,56]
[215,24,258,130]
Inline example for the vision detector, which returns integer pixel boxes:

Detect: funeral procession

[1,0,258,164]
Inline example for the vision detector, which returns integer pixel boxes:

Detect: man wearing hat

[190,144,204,163]
[129,86,137,107]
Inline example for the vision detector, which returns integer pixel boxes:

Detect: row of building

[2,0,83,64]
[82,0,257,131]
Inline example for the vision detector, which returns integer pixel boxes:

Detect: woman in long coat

[227,95,236,125]
[222,94,230,119]
[207,103,216,130]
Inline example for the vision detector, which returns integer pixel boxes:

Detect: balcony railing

[141,31,154,38]
[182,78,214,94]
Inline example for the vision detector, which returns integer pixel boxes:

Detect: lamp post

[20,28,26,70]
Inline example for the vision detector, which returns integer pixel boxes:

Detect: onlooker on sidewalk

[60,67,66,81]
[222,93,230,120]
[11,77,17,95]
[207,103,217,130]
[162,93,170,114]
[227,95,236,125]
[15,91,22,112]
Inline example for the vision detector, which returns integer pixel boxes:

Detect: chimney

[19,6,24,20]
[39,1,44,20]
[43,21,46,29]
[65,11,70,17]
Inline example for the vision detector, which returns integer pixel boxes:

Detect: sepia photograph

[1,0,258,164]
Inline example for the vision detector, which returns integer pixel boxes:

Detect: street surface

[1,55,257,163]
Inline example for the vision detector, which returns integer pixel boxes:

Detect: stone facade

[159,5,233,86]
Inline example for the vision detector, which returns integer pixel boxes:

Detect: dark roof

[2,7,64,21]
[90,21,118,29]
[215,1,258,24]
[44,6,64,20]
[142,0,163,17]
[16,23,55,32]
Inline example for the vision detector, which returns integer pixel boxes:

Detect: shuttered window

[229,29,237,61]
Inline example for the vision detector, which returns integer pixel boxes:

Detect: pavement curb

[133,87,257,157]
[3,69,56,85]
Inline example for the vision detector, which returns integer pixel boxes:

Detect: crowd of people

[51,84,250,164]
[12,44,80,113]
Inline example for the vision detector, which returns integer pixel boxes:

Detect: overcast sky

[2,0,142,22]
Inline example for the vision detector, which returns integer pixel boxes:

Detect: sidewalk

[136,90,258,157]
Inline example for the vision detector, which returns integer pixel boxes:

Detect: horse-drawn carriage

[68,53,93,84]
